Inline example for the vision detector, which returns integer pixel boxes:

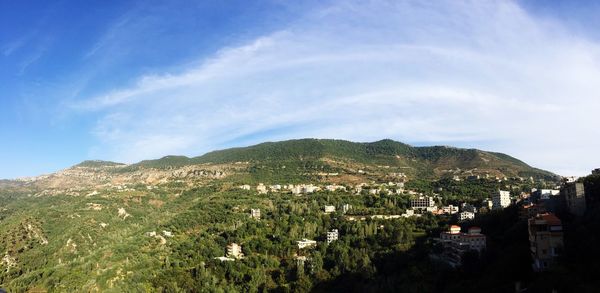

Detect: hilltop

[126,139,557,181]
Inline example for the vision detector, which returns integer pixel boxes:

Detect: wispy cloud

[72,0,600,175]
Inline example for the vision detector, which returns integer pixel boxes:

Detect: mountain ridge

[101,138,556,180]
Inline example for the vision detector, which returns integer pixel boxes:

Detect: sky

[1,0,599,179]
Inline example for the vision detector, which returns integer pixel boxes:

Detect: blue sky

[1,0,599,178]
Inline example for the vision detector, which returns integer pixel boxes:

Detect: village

[197,167,600,279]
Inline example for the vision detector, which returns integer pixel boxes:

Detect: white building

[256,183,268,194]
[324,205,336,213]
[411,196,436,210]
[291,184,319,195]
[297,239,317,249]
[342,204,352,214]
[327,229,339,244]
[239,185,251,191]
[492,190,511,210]
[458,211,475,221]
[325,185,346,192]
[250,208,261,220]
[442,205,459,214]
[227,243,244,259]
[402,209,415,218]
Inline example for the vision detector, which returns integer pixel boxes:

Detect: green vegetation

[0,139,571,292]
[121,139,557,180]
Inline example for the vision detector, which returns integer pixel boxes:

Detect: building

[440,226,486,250]
[325,185,346,192]
[528,213,563,271]
[297,239,317,249]
[239,185,251,190]
[411,196,435,210]
[227,243,244,259]
[458,211,475,221]
[324,205,336,213]
[291,184,319,195]
[531,189,560,202]
[461,203,477,213]
[214,256,235,262]
[440,225,462,242]
[482,199,493,210]
[442,205,459,214]
[461,227,486,252]
[327,229,339,244]
[342,204,352,214]
[562,182,586,217]
[519,203,546,220]
[435,226,487,267]
[492,190,511,210]
[467,175,481,180]
[256,183,268,194]
[250,208,261,220]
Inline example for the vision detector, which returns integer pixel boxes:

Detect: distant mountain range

[119,138,557,180]
[5,139,558,187]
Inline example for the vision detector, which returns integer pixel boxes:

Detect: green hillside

[123,139,556,180]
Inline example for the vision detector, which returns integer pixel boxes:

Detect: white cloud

[74,0,600,175]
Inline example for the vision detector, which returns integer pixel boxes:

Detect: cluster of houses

[240,182,406,196]
[408,189,511,222]
[232,169,599,272]
[518,177,594,272]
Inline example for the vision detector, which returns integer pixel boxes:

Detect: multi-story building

[460,227,486,252]
[492,190,511,210]
[440,225,462,241]
[411,196,435,210]
[436,226,486,267]
[227,243,244,259]
[458,211,475,221]
[250,208,261,220]
[528,213,564,271]
[327,229,339,244]
[562,182,586,217]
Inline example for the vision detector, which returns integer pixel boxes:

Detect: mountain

[0,138,565,292]
[125,139,557,181]
[74,160,126,168]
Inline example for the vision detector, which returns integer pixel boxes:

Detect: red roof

[537,213,562,225]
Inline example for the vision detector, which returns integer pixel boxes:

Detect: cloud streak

[72,0,600,176]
